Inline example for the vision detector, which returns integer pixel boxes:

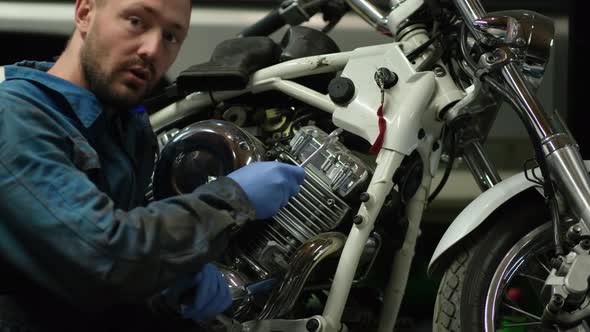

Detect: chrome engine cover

[232,166,351,276]
[231,126,372,277]
[290,126,370,198]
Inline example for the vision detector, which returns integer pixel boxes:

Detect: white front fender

[428,161,590,275]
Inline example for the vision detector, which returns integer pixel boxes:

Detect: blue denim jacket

[0,62,254,308]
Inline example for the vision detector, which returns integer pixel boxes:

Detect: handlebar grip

[239,9,286,37]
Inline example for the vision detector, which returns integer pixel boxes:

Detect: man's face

[80,0,190,108]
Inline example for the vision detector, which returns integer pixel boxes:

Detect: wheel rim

[484,222,556,331]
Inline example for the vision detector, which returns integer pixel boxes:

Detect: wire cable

[428,130,457,204]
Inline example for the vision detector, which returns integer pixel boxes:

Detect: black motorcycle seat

[176,36,282,94]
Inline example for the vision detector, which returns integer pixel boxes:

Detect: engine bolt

[567,225,583,243]
[353,215,364,225]
[418,129,426,140]
[306,318,320,332]
[548,294,565,313]
[433,65,446,77]
[486,54,497,64]
[554,295,564,304]
[360,192,370,202]
[266,150,279,159]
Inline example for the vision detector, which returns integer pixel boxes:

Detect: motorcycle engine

[154,120,372,319]
[231,125,371,271]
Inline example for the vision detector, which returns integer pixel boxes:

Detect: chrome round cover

[494,10,555,89]
[152,120,266,199]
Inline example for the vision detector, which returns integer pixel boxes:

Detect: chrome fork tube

[501,63,590,228]
[462,140,502,191]
[501,64,561,141]
[545,148,590,226]
[344,0,389,33]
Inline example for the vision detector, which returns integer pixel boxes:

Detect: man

[0,0,304,331]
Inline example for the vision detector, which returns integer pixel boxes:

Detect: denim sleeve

[0,106,255,307]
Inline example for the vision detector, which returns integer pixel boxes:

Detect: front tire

[433,190,552,331]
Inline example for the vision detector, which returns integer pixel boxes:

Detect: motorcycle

[147,0,585,330]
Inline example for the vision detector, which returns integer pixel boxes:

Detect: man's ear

[74,0,96,36]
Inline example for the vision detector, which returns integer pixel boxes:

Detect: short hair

[95,0,192,8]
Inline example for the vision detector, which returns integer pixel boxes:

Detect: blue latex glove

[163,264,232,321]
[227,161,305,219]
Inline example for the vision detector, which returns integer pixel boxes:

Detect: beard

[80,30,154,110]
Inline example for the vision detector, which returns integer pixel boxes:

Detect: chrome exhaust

[257,232,346,319]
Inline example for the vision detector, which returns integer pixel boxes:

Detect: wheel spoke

[503,302,542,321]
[518,272,547,283]
[535,256,552,274]
[500,321,544,328]
[521,253,554,310]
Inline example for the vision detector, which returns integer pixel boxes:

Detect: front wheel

[432,191,589,331]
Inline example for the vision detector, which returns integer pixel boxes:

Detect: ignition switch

[374,67,398,89]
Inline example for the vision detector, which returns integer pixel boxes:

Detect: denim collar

[4,61,104,128]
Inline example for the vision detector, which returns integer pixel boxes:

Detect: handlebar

[344,0,389,34]
[238,0,333,38]
[239,9,287,37]
[239,0,393,38]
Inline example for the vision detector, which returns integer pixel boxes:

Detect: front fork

[452,0,590,240]
[456,62,590,328]
[454,0,590,326]
[462,140,502,191]
[500,61,590,326]
[499,62,590,228]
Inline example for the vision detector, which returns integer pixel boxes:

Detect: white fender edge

[428,160,590,275]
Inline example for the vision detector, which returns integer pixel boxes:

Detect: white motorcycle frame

[150,1,467,331]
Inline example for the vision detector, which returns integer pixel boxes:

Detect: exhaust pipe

[257,232,346,319]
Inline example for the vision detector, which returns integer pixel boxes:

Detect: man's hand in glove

[161,264,232,321]
[227,161,305,219]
